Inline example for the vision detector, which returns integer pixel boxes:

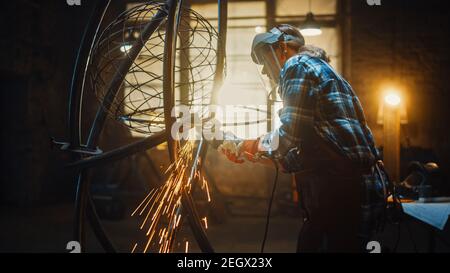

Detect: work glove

[218,140,244,163]
[238,139,260,162]
[218,139,260,164]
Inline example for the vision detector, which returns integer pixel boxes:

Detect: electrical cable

[392,185,420,253]
[393,219,401,253]
[260,156,280,253]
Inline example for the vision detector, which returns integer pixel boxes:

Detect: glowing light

[384,92,401,106]
[255,25,264,33]
[300,12,322,37]
[120,44,133,53]
[300,28,322,36]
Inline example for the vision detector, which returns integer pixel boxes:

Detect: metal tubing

[67,131,167,171]
[163,0,182,162]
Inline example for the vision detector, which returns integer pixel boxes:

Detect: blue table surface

[402,202,450,230]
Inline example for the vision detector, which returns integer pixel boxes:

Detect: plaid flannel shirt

[259,54,386,236]
[260,54,379,172]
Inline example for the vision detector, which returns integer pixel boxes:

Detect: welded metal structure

[63,0,228,252]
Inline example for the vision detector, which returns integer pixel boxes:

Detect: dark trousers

[295,168,366,252]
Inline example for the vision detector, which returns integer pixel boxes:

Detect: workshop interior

[1,0,450,254]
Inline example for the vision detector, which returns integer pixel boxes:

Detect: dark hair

[276,24,305,51]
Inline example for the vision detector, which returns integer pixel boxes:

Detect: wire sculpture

[63,0,276,254]
[89,2,219,135]
[60,0,228,253]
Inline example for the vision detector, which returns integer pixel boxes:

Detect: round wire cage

[88,2,219,135]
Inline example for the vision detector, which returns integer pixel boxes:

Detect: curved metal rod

[66,0,113,252]
[183,138,215,252]
[174,0,228,253]
[182,192,214,252]
[68,0,111,148]
[182,0,227,252]
[86,194,116,252]
[163,0,182,162]
[162,0,204,252]
[73,5,170,252]
[210,0,228,106]
[168,137,215,253]
[162,0,219,253]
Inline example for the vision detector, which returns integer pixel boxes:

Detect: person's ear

[280,42,288,60]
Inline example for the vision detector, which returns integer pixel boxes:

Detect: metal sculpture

[59,0,228,253]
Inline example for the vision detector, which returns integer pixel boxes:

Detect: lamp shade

[300,12,322,36]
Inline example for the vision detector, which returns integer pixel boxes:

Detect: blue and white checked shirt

[260,54,379,172]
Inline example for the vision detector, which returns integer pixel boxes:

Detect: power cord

[260,156,280,253]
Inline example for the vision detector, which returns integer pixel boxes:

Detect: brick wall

[349,0,450,178]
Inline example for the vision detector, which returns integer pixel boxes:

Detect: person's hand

[221,148,245,163]
[238,139,260,162]
[218,141,244,164]
[219,139,260,164]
